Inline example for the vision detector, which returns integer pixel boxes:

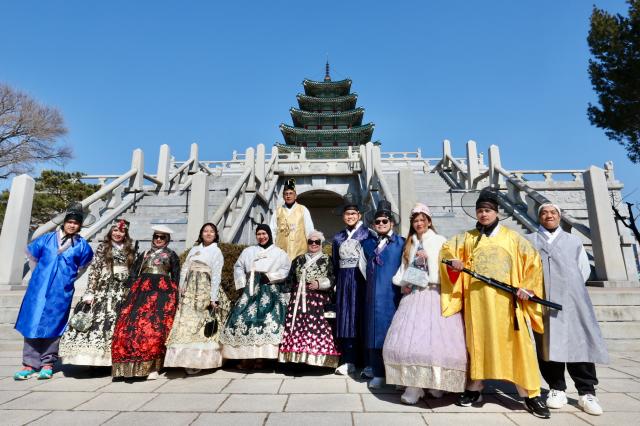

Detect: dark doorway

[297,190,344,241]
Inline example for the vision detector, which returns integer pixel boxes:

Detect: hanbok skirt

[278,285,340,368]
[59,268,129,366]
[219,273,288,359]
[164,262,232,369]
[111,273,178,377]
[383,284,467,392]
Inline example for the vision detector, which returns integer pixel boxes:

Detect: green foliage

[587,0,640,163]
[180,242,248,305]
[0,170,100,231]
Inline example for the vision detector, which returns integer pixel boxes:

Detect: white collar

[346,221,363,238]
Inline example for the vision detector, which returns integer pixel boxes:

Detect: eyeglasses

[307,239,322,245]
[152,234,168,241]
[374,218,390,225]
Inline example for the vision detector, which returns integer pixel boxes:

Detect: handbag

[402,266,429,288]
[68,301,94,332]
[203,306,218,338]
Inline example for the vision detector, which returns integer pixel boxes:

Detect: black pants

[538,358,598,396]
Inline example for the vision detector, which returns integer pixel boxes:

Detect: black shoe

[524,396,551,419]
[456,390,483,407]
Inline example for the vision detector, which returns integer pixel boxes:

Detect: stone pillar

[189,143,199,173]
[583,166,628,282]
[466,140,479,189]
[245,147,256,192]
[156,144,171,193]
[256,144,266,186]
[185,172,209,249]
[488,145,502,187]
[442,139,452,161]
[0,174,35,287]
[129,149,144,191]
[398,168,416,236]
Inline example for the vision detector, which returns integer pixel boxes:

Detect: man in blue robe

[332,193,376,376]
[360,200,404,388]
[14,203,94,380]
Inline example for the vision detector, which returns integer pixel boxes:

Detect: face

[63,220,81,235]
[201,225,216,245]
[307,237,322,253]
[539,206,561,230]
[111,227,125,243]
[256,230,269,245]
[283,189,296,205]
[374,215,393,235]
[476,207,498,226]
[411,214,431,235]
[152,232,169,248]
[342,209,361,227]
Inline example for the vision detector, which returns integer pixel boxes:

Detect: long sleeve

[234,249,249,290]
[318,255,334,290]
[210,249,224,301]
[169,251,181,284]
[439,233,466,317]
[516,235,544,334]
[86,244,106,294]
[303,206,314,237]
[578,245,591,283]
[266,250,292,283]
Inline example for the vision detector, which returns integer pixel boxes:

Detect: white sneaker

[427,388,444,399]
[185,368,201,375]
[334,363,355,376]
[146,371,159,380]
[578,394,603,416]
[400,387,424,404]
[361,366,374,379]
[368,376,385,389]
[546,389,568,409]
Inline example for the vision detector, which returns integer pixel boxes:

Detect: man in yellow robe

[439,190,550,419]
[269,178,314,260]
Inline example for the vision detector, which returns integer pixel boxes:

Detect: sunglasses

[152,234,168,241]
[307,239,322,245]
[374,218,390,225]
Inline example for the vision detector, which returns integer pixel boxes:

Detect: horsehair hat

[537,202,562,217]
[63,202,85,224]
[475,188,499,212]
[342,192,360,212]
[283,178,296,192]
[374,199,398,222]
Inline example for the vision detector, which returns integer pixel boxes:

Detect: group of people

[12,181,609,419]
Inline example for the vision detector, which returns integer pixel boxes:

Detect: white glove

[82,293,94,304]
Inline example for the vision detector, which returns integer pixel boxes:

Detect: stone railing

[434,139,635,285]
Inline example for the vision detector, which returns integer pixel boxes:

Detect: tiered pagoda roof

[279,62,375,153]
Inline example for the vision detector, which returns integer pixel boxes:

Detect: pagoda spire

[324,60,331,82]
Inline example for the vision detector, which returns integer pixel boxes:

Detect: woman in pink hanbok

[383,203,467,404]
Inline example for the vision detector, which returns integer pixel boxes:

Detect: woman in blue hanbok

[14,203,94,380]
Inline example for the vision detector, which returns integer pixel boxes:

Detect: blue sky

[2,1,637,196]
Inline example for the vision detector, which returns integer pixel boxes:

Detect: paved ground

[0,351,639,426]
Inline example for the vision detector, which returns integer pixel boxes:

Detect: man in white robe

[526,203,609,416]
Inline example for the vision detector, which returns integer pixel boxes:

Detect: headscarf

[537,202,562,217]
[256,224,273,249]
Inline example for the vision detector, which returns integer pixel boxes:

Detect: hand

[306,280,319,291]
[401,285,412,295]
[449,259,464,272]
[82,294,94,305]
[516,288,533,300]
[415,250,427,259]
[208,301,219,311]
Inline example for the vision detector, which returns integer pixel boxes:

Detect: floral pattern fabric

[111,247,179,377]
[59,243,130,366]
[278,254,340,368]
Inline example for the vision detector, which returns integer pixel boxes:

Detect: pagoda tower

[278,63,375,158]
